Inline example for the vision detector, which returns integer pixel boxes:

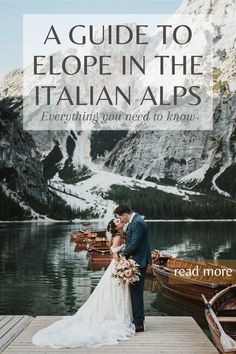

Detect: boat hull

[87,240,111,267]
[205,285,236,354]
[88,249,111,265]
[152,265,225,302]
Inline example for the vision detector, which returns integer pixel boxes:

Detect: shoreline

[145,219,236,222]
[1,218,236,224]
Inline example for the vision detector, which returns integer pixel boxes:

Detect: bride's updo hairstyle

[107,219,117,235]
[106,219,117,240]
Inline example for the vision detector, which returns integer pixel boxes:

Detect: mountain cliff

[105,0,236,197]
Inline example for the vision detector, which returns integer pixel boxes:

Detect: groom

[114,204,152,332]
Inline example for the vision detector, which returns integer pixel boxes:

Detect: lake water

[0,221,235,333]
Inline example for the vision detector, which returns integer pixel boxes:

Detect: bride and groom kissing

[32,204,152,348]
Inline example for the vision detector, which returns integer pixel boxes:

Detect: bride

[32,219,135,348]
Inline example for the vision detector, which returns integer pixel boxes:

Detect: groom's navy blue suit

[122,213,152,327]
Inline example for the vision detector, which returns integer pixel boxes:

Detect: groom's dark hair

[114,204,132,215]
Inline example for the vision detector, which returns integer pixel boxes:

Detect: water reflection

[148,221,236,259]
[0,221,235,321]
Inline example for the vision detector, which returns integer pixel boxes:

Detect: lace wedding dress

[32,244,135,348]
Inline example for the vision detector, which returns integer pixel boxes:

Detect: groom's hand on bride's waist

[121,250,132,260]
[120,249,128,259]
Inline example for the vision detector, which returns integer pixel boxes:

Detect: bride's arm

[111,235,121,261]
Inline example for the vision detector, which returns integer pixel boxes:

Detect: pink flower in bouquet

[124,260,131,268]
[124,269,132,278]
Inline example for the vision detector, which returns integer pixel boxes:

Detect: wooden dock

[0,315,33,353]
[1,316,218,354]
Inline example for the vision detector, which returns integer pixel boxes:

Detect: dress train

[32,244,135,348]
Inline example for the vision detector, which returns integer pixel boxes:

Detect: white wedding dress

[32,244,135,348]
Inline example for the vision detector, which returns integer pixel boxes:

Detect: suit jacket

[122,213,152,269]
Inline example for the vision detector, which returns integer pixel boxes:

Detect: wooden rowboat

[72,231,97,250]
[145,250,161,277]
[70,229,106,242]
[152,250,231,302]
[87,240,111,266]
[204,285,236,354]
[91,230,107,238]
[70,229,107,251]
[70,230,89,242]
[75,234,97,251]
[87,247,159,273]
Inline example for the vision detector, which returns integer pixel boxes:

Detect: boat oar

[202,294,236,351]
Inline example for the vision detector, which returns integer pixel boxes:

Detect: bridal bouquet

[112,256,141,286]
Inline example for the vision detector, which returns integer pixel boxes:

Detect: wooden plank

[1,316,218,354]
[218,316,236,322]
[0,316,33,353]
[0,317,14,331]
[0,317,25,338]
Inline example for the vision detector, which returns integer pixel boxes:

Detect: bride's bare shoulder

[111,232,124,246]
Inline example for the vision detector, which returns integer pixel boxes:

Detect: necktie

[124,223,130,241]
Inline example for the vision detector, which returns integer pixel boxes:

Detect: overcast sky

[0,0,182,76]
